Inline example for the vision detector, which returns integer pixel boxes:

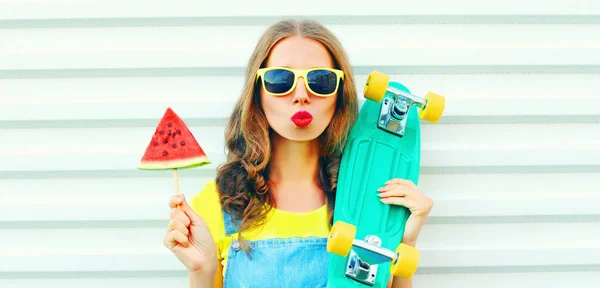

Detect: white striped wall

[1,0,599,287]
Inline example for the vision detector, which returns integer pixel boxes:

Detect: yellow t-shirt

[189,180,330,277]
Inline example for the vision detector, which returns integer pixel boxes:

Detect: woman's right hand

[164,193,218,275]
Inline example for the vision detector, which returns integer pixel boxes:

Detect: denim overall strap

[222,211,240,235]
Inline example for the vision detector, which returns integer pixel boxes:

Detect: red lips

[291,110,313,127]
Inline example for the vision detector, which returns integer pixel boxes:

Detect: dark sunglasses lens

[307,70,338,95]
[263,69,295,94]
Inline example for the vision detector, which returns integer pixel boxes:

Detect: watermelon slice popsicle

[137,107,211,194]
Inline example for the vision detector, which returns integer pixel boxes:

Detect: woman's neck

[267,133,325,212]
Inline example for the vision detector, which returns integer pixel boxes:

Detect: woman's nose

[292,77,311,105]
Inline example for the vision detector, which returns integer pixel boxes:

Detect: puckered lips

[291,110,313,127]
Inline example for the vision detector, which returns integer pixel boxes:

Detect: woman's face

[259,36,338,142]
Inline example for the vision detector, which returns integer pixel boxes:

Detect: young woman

[164,19,434,288]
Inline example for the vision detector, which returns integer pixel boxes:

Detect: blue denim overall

[222,211,329,288]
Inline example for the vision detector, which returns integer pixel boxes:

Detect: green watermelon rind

[137,155,211,170]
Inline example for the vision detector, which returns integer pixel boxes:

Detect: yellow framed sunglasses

[256,67,344,97]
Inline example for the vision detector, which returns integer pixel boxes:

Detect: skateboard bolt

[365,235,382,247]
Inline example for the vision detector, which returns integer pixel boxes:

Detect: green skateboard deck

[326,72,444,287]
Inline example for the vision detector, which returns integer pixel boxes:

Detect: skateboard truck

[345,235,396,286]
[364,71,446,137]
[328,221,420,285]
[377,87,427,137]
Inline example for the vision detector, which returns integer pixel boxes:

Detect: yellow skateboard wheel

[363,71,389,102]
[390,243,420,279]
[327,221,356,257]
[419,91,445,123]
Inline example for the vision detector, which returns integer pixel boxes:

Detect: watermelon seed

[159,131,165,135]
[153,141,159,146]
[180,141,185,146]
[168,123,172,127]
[172,143,177,148]
[167,130,171,136]
[163,139,168,144]
[163,151,168,156]
[177,130,181,135]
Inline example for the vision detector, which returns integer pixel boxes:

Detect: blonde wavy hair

[215,19,358,253]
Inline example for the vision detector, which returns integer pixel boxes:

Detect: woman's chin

[270,124,327,143]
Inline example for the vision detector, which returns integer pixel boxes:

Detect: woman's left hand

[378,178,433,247]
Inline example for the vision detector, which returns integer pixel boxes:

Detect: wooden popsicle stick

[174,168,181,195]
